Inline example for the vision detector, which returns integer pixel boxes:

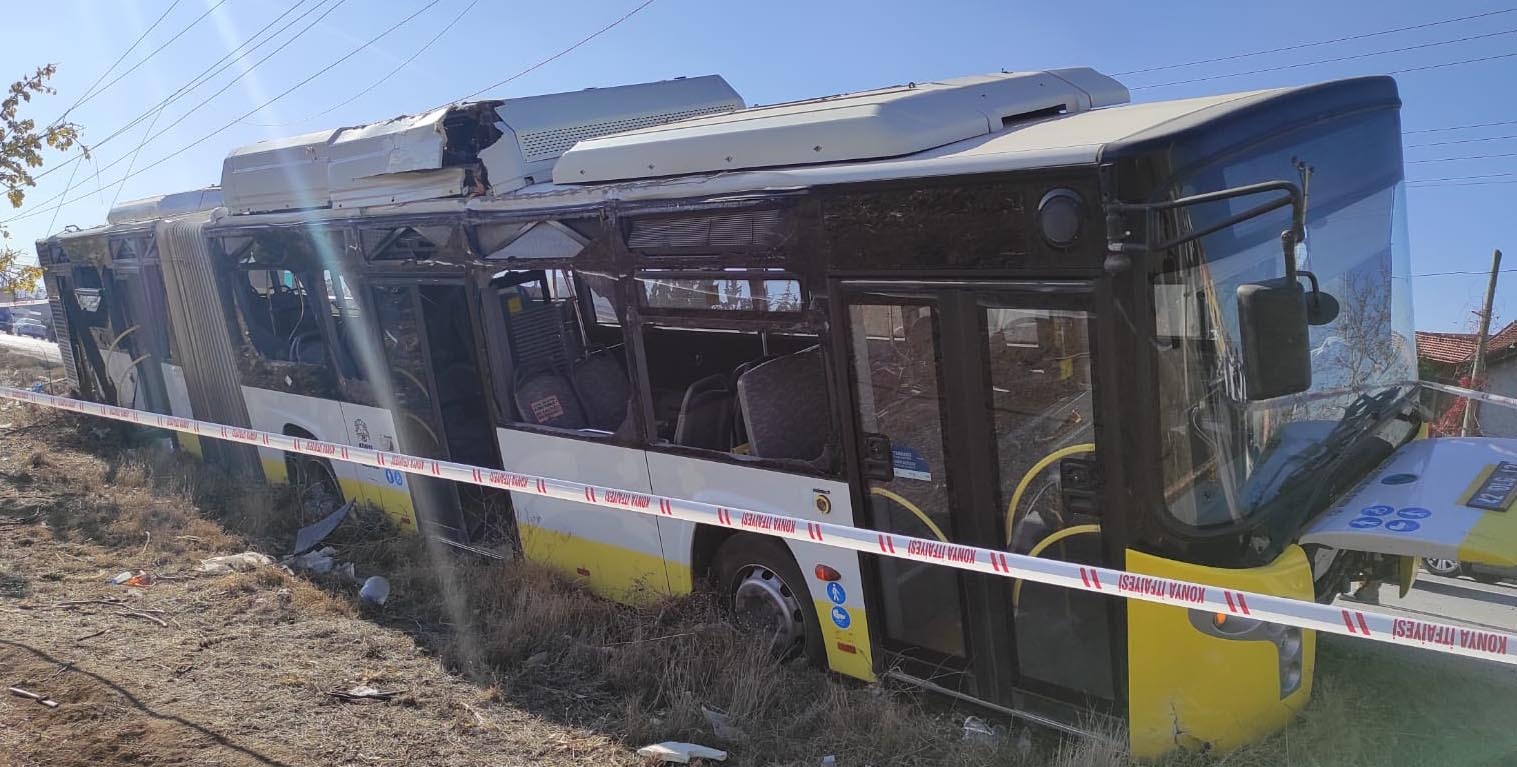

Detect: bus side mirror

[1237,278,1312,400]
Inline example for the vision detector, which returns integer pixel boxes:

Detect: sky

[1,0,1514,331]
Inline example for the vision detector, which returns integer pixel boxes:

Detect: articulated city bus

[41,69,1448,756]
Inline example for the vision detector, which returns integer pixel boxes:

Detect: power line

[1387,49,1517,75]
[249,0,479,127]
[7,0,442,226]
[449,0,657,104]
[1115,8,1517,77]
[1405,118,1517,134]
[1407,133,1517,149]
[50,0,183,126]
[30,0,324,187]
[1412,268,1517,277]
[20,0,341,216]
[1130,26,1517,90]
[1408,152,1517,163]
[1408,179,1517,187]
[1407,171,1517,183]
[58,0,230,122]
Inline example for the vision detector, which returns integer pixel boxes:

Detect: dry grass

[3,356,1515,765]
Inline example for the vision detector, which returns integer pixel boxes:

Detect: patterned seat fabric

[515,369,586,429]
[736,347,830,462]
[572,349,630,430]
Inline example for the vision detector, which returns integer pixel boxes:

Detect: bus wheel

[714,534,825,665]
[288,454,343,526]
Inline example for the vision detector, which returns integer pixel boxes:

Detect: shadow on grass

[0,638,296,767]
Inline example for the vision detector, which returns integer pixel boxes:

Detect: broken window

[491,268,631,435]
[233,268,324,364]
[638,275,803,313]
[639,322,832,470]
[322,270,367,380]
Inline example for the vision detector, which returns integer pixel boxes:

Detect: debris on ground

[359,575,390,606]
[327,684,401,703]
[108,570,154,587]
[701,704,746,741]
[292,500,353,554]
[286,546,338,574]
[636,742,728,764]
[7,686,58,708]
[195,551,276,574]
[962,716,1003,745]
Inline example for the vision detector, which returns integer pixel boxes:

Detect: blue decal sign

[826,582,847,605]
[1349,516,1384,530]
[1385,519,1421,533]
[1395,507,1432,520]
[830,605,852,629]
[1360,505,1395,517]
[891,446,932,481]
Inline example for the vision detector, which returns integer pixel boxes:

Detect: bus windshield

[1153,111,1418,529]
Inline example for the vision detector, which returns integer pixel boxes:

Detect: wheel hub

[732,564,805,651]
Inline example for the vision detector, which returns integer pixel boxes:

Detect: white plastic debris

[636,742,728,763]
[359,576,390,606]
[962,716,1004,745]
[286,546,338,574]
[195,552,276,574]
[107,571,135,585]
[702,704,746,741]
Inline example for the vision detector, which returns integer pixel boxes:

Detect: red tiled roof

[1417,321,1517,365]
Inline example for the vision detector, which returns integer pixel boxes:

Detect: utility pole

[1462,249,1503,437]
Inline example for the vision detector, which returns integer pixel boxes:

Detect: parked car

[12,318,51,340]
[1422,557,1517,584]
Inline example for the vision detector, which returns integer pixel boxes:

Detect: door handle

[862,432,895,482]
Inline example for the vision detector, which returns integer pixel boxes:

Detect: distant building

[1417,321,1517,436]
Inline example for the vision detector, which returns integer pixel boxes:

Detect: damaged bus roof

[66,71,1327,239]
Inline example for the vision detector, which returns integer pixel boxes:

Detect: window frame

[630,285,843,479]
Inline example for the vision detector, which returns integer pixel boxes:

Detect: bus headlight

[1189,610,1305,698]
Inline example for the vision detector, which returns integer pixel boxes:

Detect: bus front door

[840,282,1117,725]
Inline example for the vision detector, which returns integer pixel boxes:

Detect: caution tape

[3,384,1515,666]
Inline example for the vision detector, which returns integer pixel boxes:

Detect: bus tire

[287,453,344,526]
[713,534,826,666]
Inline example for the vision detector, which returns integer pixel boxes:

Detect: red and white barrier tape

[4,385,1515,666]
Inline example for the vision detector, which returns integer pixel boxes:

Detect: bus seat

[730,355,777,446]
[515,369,587,429]
[674,373,733,450]
[572,350,630,430]
[290,332,327,366]
[736,347,830,462]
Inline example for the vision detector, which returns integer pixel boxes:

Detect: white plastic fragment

[195,552,276,574]
[359,576,390,606]
[636,742,728,763]
[286,546,337,574]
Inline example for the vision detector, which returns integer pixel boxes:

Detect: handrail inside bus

[1011,523,1102,607]
[1004,443,1095,546]
[868,486,949,543]
[106,324,139,355]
